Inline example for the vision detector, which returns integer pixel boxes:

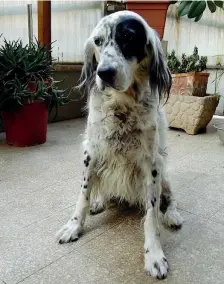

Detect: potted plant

[168,46,209,97]
[0,38,70,147]
[125,1,172,38]
[165,46,219,135]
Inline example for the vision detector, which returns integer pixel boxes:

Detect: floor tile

[175,173,224,218]
[0,223,73,284]
[126,246,224,284]
[210,207,224,225]
[0,178,81,238]
[19,251,118,284]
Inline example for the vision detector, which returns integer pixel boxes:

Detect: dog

[56,10,183,280]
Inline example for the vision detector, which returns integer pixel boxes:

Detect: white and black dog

[57,11,183,280]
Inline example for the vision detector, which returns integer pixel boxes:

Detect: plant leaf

[188,1,206,19]
[207,1,217,12]
[178,1,192,16]
[214,1,224,8]
[194,12,203,21]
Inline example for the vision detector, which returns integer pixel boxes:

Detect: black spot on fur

[115,16,147,62]
[71,237,79,242]
[151,197,156,207]
[152,170,157,178]
[153,181,156,184]
[86,197,89,201]
[145,248,149,253]
[114,112,127,123]
[160,194,171,214]
[105,51,113,58]
[73,217,78,220]
[84,150,87,155]
[84,177,86,181]
[154,262,159,270]
[133,81,138,93]
[84,160,89,167]
[84,185,87,189]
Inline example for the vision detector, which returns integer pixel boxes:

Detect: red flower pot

[125,1,171,39]
[1,81,49,147]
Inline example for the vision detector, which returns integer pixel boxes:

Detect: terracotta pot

[170,72,210,97]
[125,1,170,39]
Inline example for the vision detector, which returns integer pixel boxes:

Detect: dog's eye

[123,31,134,42]
[94,37,103,46]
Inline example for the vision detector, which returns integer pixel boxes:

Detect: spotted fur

[56,11,183,280]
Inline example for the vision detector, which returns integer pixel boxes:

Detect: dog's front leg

[144,162,169,280]
[56,150,96,244]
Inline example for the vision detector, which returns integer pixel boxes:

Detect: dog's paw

[145,251,169,280]
[56,219,82,244]
[89,201,105,215]
[163,208,183,230]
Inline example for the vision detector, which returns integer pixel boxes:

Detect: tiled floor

[0,117,224,284]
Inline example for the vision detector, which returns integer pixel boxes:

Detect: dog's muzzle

[97,66,116,87]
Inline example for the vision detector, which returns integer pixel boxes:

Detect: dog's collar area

[126,84,137,99]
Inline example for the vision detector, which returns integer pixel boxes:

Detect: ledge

[54,64,83,72]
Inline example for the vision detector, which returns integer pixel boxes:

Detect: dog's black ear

[147,32,172,102]
[77,39,97,95]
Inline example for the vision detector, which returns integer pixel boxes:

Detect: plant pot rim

[171,72,210,77]
[125,1,172,3]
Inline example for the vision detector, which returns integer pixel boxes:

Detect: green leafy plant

[0,37,70,112]
[167,46,208,74]
[177,1,224,22]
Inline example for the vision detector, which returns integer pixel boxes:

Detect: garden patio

[1,1,224,284]
[0,116,224,284]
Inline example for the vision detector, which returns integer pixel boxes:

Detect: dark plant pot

[170,72,210,97]
[1,101,48,147]
[0,114,4,132]
[1,81,49,147]
[50,65,86,122]
[125,1,170,39]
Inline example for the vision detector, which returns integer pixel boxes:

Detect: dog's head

[79,11,171,99]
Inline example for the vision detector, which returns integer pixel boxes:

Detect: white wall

[0,0,104,63]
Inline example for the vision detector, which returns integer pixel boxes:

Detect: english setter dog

[57,10,183,280]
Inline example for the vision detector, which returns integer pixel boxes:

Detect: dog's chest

[88,92,157,157]
[87,93,157,204]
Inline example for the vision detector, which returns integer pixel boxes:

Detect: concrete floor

[0,117,224,284]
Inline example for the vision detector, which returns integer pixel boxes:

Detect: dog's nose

[97,66,116,85]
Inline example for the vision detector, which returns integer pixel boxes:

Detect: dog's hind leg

[89,193,107,215]
[160,176,183,230]
[158,109,183,229]
[56,146,96,244]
